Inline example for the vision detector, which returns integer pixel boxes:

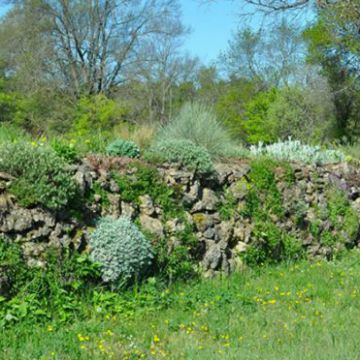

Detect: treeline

[0,0,358,144]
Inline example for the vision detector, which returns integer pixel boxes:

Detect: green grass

[340,142,360,163]
[2,250,360,359]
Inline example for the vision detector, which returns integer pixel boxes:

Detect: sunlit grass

[2,250,360,359]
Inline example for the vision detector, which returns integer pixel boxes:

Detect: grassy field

[2,250,360,360]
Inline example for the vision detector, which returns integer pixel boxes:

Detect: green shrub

[148,139,214,173]
[0,142,77,210]
[243,89,278,144]
[51,139,79,162]
[73,95,128,136]
[152,223,198,283]
[113,164,179,218]
[0,243,101,326]
[156,102,238,159]
[0,123,30,144]
[267,86,336,143]
[106,139,140,158]
[89,217,153,287]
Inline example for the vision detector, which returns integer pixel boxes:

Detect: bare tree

[0,0,183,97]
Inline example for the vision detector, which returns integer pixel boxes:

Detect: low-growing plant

[113,163,179,217]
[89,217,153,287]
[147,139,214,173]
[51,139,79,162]
[106,139,140,158]
[0,142,77,210]
[0,239,101,326]
[250,138,345,165]
[153,223,199,283]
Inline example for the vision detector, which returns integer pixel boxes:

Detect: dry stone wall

[0,157,359,276]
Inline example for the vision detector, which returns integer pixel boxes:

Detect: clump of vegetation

[0,237,101,326]
[89,217,153,287]
[72,95,129,136]
[106,139,140,158]
[156,102,239,159]
[250,138,345,165]
[51,139,79,163]
[148,139,214,173]
[0,142,77,210]
[113,163,179,215]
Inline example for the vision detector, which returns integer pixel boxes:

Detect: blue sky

[181,1,241,64]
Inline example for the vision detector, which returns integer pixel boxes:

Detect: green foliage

[0,142,77,210]
[89,217,153,287]
[0,239,101,326]
[153,223,198,283]
[0,238,26,298]
[105,139,140,158]
[148,139,214,174]
[218,190,238,221]
[73,95,129,136]
[243,89,277,144]
[86,181,110,209]
[0,123,30,144]
[3,251,360,358]
[215,79,257,138]
[240,159,306,265]
[156,102,238,159]
[51,139,79,162]
[243,158,284,219]
[303,10,360,139]
[0,92,18,123]
[113,164,181,218]
[267,86,336,143]
[326,189,359,242]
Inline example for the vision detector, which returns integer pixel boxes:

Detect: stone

[203,227,216,240]
[139,195,155,216]
[216,221,233,244]
[192,213,214,232]
[0,192,14,212]
[202,243,222,270]
[183,181,200,205]
[109,179,120,193]
[1,209,33,232]
[229,179,249,200]
[191,188,219,213]
[234,241,248,254]
[73,164,94,195]
[107,194,121,217]
[165,168,194,186]
[121,202,137,219]
[166,218,186,234]
[139,214,164,238]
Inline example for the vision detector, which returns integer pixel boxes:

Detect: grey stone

[192,213,214,232]
[203,228,216,240]
[108,180,119,193]
[191,188,219,213]
[121,202,137,219]
[183,181,200,205]
[202,244,222,270]
[107,194,121,217]
[139,214,164,238]
[233,241,248,254]
[166,218,186,234]
[2,209,33,232]
[139,195,155,216]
